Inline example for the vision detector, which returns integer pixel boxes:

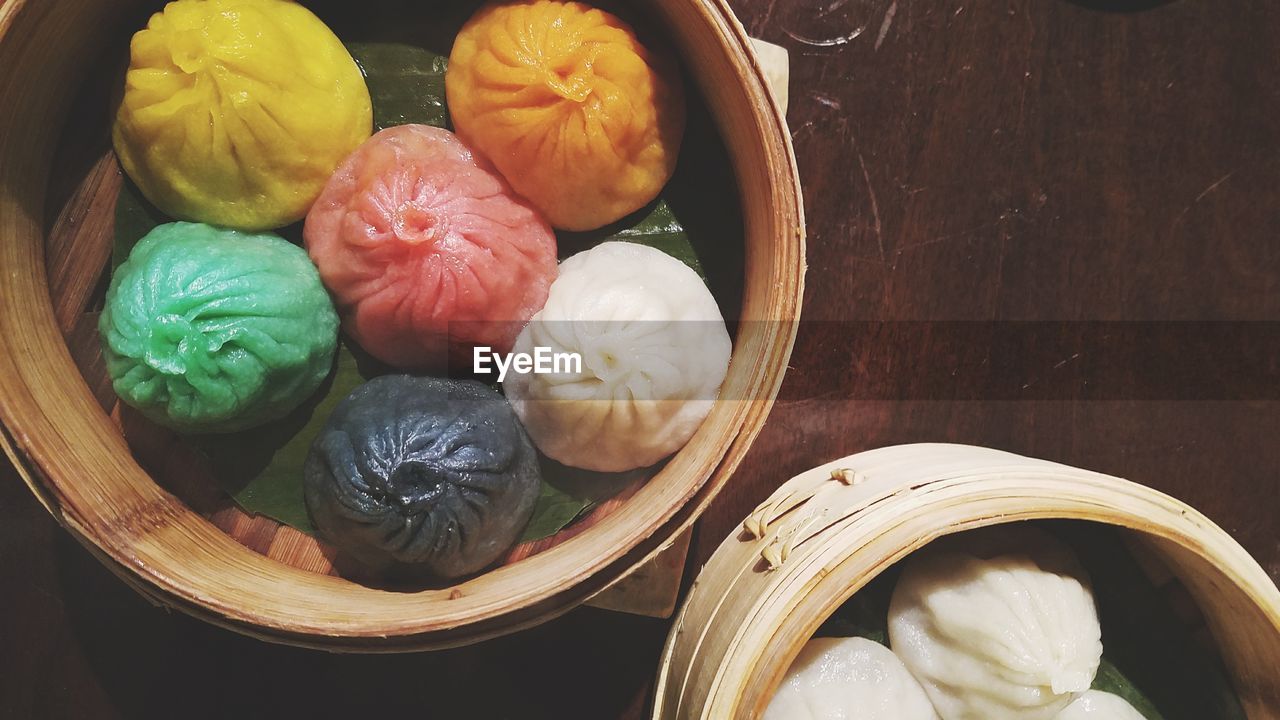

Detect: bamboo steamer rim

[0,0,804,649]
[654,443,1280,719]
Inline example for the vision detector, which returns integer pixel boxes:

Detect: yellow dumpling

[447,0,686,231]
[112,0,372,231]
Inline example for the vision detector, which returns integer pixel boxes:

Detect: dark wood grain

[2,0,1278,718]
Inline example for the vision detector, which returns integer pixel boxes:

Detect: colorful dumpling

[304,375,542,578]
[447,0,686,231]
[113,0,372,231]
[304,124,558,369]
[503,242,731,472]
[100,222,339,433]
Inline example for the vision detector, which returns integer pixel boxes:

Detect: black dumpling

[304,375,541,579]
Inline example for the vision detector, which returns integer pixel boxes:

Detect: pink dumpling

[304,124,558,368]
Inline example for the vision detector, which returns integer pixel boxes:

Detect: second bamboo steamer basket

[0,0,804,650]
[655,443,1280,719]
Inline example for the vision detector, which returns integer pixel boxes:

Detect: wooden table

[2,0,1277,717]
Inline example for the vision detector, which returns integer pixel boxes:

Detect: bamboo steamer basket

[0,0,804,650]
[655,443,1280,719]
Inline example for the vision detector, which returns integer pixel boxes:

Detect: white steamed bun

[888,527,1104,720]
[764,637,939,720]
[504,242,731,472]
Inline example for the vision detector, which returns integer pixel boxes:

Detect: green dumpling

[100,222,339,433]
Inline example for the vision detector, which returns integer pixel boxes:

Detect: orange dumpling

[447,0,686,231]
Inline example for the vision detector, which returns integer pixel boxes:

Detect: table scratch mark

[856,150,885,265]
[1053,352,1082,370]
[783,25,865,48]
[1015,11,1036,131]
[811,92,841,110]
[1171,171,1236,230]
[758,0,781,35]
[895,220,1004,256]
[818,0,850,17]
[876,0,899,50]
[790,119,817,141]
[855,147,890,307]
[991,226,1009,318]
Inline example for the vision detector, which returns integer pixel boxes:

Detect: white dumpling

[887,527,1104,720]
[504,242,731,472]
[1055,691,1147,719]
[764,637,940,720]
